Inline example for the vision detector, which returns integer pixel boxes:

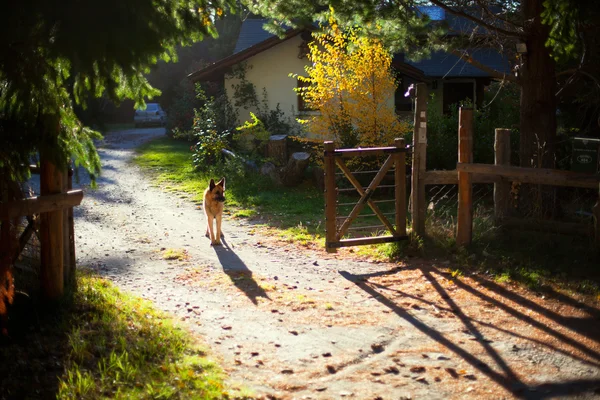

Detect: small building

[189,14,511,132]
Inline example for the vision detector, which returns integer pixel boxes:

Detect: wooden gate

[323,138,409,253]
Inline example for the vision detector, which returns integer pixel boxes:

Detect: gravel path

[72,128,600,399]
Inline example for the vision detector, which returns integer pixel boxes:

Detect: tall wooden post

[411,83,428,238]
[593,183,600,252]
[494,129,512,224]
[324,141,338,253]
[395,138,407,237]
[456,108,474,246]
[64,168,76,290]
[40,153,64,300]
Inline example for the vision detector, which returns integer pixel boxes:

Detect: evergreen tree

[0,0,236,182]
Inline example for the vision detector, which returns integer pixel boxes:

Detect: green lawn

[1,270,247,399]
[133,137,327,245]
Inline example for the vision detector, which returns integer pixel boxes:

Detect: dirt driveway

[73,128,600,399]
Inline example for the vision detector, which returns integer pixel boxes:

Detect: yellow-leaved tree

[295,9,410,148]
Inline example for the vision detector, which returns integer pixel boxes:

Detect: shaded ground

[72,128,600,399]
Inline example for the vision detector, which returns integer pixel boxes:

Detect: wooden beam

[335,157,397,238]
[331,146,406,158]
[456,163,600,189]
[327,235,409,249]
[494,128,512,223]
[456,108,474,246]
[411,83,428,237]
[324,142,338,253]
[594,184,600,251]
[500,217,592,237]
[337,155,396,239]
[423,170,500,185]
[395,138,407,237]
[0,190,84,221]
[39,157,64,300]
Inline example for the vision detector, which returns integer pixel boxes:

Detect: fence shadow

[340,263,600,399]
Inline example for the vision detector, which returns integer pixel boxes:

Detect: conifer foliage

[0,0,235,182]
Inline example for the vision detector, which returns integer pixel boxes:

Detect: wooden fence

[323,139,409,252]
[0,163,83,300]
[409,83,600,249]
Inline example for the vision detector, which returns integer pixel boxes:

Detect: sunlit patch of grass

[134,136,326,242]
[55,270,230,399]
[162,248,190,261]
[232,209,256,219]
[276,222,322,247]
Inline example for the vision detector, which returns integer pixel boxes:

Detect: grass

[133,137,326,239]
[162,248,190,261]
[0,270,243,399]
[425,203,600,295]
[133,136,600,296]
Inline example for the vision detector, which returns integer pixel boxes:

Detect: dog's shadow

[212,238,270,305]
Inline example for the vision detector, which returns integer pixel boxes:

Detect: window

[297,79,315,112]
[443,82,475,114]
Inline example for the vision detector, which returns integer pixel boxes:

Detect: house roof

[189,14,511,82]
[188,22,303,82]
[405,49,511,78]
[233,19,287,54]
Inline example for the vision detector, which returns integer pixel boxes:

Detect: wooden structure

[0,164,82,300]
[453,114,600,247]
[410,83,428,237]
[408,83,600,249]
[323,139,408,253]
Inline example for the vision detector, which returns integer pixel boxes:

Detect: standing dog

[204,177,226,246]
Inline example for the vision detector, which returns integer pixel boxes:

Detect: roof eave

[188,27,305,82]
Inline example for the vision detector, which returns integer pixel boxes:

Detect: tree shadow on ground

[340,263,600,399]
[213,238,270,305]
[0,293,70,399]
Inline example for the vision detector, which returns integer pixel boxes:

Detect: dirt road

[73,128,600,399]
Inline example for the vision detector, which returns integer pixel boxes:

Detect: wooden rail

[456,163,600,189]
[0,190,83,220]
[1,163,81,300]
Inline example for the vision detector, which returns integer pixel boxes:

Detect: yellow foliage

[296,9,409,147]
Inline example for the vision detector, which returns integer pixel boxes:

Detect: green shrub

[165,80,200,136]
[425,83,520,170]
[234,112,271,155]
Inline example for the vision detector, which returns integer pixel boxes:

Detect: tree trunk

[519,0,557,168]
[279,152,310,187]
[518,0,558,218]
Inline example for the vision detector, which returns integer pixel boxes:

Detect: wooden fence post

[411,83,427,238]
[64,167,76,290]
[456,108,474,246]
[395,138,407,237]
[594,183,600,251]
[40,153,64,300]
[494,129,511,224]
[324,141,338,253]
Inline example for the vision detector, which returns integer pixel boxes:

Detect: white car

[134,103,166,127]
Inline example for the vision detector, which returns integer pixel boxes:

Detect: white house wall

[225,35,309,129]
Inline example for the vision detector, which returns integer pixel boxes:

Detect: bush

[190,90,232,169]
[425,83,521,171]
[165,80,200,137]
[233,112,270,155]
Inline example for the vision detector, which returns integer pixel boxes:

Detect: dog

[203,177,226,246]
